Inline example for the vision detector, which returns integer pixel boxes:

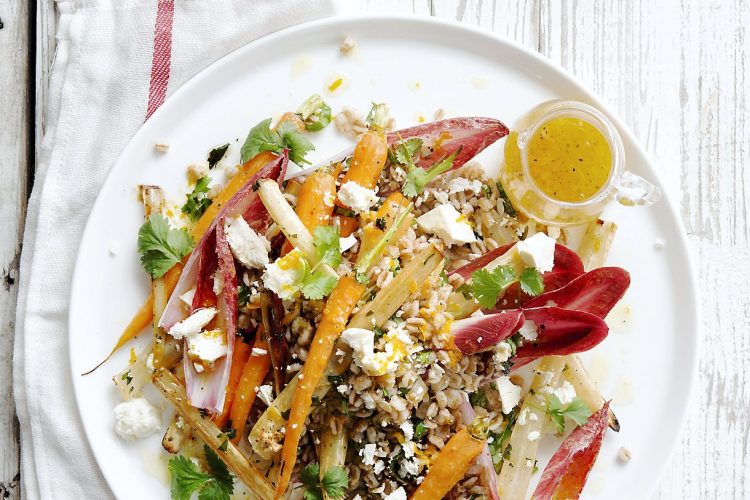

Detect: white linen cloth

[13,1,335,497]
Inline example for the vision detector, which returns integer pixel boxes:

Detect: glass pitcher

[499,99,661,226]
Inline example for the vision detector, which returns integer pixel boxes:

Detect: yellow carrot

[229,334,271,444]
[274,275,365,498]
[356,192,411,262]
[340,130,388,189]
[409,419,489,500]
[213,339,252,430]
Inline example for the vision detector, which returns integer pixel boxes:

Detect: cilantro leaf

[394,138,423,166]
[413,420,428,441]
[207,144,229,168]
[138,214,194,278]
[168,446,234,500]
[181,176,213,222]
[402,149,459,198]
[313,225,342,268]
[240,118,315,165]
[301,463,324,500]
[470,265,516,309]
[277,120,315,164]
[321,466,349,499]
[548,395,592,434]
[519,267,545,296]
[300,269,338,300]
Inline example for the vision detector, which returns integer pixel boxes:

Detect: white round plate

[69,15,697,500]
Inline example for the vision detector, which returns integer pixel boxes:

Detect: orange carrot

[274,275,365,498]
[340,130,388,189]
[335,215,360,237]
[356,192,411,260]
[229,334,271,444]
[409,421,488,500]
[282,171,336,254]
[214,339,252,429]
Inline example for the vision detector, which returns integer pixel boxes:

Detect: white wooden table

[1,1,747,498]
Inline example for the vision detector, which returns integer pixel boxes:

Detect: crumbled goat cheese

[257,385,274,406]
[527,431,541,442]
[168,307,217,339]
[340,234,358,252]
[340,326,414,377]
[518,320,538,341]
[400,421,414,441]
[447,177,483,194]
[384,487,407,500]
[494,342,513,363]
[338,181,380,213]
[337,384,349,395]
[416,204,476,246]
[262,248,307,300]
[360,443,377,466]
[553,381,577,405]
[187,329,228,368]
[113,398,161,440]
[496,375,522,414]
[323,191,336,207]
[224,215,270,269]
[188,161,209,179]
[516,232,556,273]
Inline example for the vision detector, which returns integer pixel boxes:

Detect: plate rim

[68,13,699,498]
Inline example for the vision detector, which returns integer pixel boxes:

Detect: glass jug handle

[614,171,662,207]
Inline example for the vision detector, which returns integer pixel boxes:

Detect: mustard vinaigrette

[526,117,612,203]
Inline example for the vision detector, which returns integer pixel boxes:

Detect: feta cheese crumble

[384,487,407,500]
[447,177,483,194]
[496,375,522,414]
[527,430,541,442]
[516,232,556,273]
[552,380,577,405]
[338,181,379,213]
[187,329,228,370]
[261,248,307,300]
[340,234,358,252]
[224,215,271,269]
[168,307,217,339]
[113,397,161,440]
[518,320,538,341]
[416,204,476,246]
[340,326,415,377]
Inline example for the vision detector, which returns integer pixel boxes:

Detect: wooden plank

[0,0,31,497]
[35,0,57,162]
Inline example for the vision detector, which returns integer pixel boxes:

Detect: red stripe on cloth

[145,0,174,121]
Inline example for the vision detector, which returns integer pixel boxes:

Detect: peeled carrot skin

[409,428,485,500]
[214,340,252,429]
[229,336,271,445]
[274,275,365,498]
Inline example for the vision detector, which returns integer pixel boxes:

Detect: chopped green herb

[240,117,314,165]
[547,395,592,434]
[327,374,345,386]
[297,94,332,132]
[519,267,545,296]
[402,149,460,198]
[313,225,342,268]
[415,351,431,364]
[301,462,349,500]
[181,176,212,222]
[375,217,387,230]
[168,445,234,500]
[413,420,428,441]
[238,284,251,306]
[470,265,517,309]
[439,270,450,285]
[333,206,356,218]
[207,143,230,168]
[373,326,385,340]
[137,214,195,278]
[496,182,517,217]
[469,390,489,409]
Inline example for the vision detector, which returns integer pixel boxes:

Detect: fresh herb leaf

[470,265,516,309]
[238,284,251,306]
[413,421,428,441]
[440,270,449,285]
[168,446,234,500]
[313,225,342,268]
[300,269,338,300]
[375,217,387,230]
[496,182,517,217]
[548,395,593,434]
[365,102,389,132]
[138,214,195,278]
[469,390,489,409]
[300,463,348,500]
[519,267,545,296]
[240,118,314,165]
[181,176,213,222]
[355,270,369,285]
[373,326,385,340]
[402,149,459,198]
[327,374,345,386]
[207,144,230,168]
[416,351,431,364]
[394,138,423,166]
[297,94,332,132]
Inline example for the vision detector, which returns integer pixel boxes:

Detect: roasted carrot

[282,171,336,255]
[213,339,252,429]
[356,192,411,261]
[229,333,271,444]
[274,275,365,498]
[409,419,489,500]
[335,215,360,237]
[340,130,388,189]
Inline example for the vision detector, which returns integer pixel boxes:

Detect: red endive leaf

[512,307,608,366]
[450,243,584,280]
[524,267,630,319]
[452,310,525,355]
[532,402,610,500]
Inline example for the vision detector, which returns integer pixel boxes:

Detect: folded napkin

[13,0,334,497]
